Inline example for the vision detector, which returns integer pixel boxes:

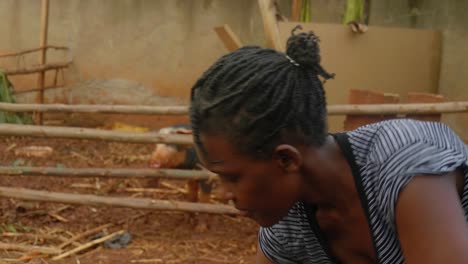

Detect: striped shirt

[259,119,468,264]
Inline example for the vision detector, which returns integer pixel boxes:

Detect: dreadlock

[190,25,335,159]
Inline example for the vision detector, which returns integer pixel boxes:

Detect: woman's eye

[220,174,240,183]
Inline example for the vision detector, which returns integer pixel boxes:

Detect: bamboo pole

[0,124,193,145]
[0,102,467,115]
[36,0,50,125]
[328,101,468,115]
[0,45,68,58]
[0,102,187,115]
[0,187,240,215]
[214,24,243,51]
[258,0,284,50]
[0,166,217,181]
[4,61,71,76]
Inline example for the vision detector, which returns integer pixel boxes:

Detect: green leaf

[6,224,17,233]
[12,159,26,167]
[343,0,364,24]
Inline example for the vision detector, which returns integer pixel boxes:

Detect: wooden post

[36,0,50,125]
[186,179,199,202]
[258,0,284,50]
[291,0,302,21]
[214,24,243,52]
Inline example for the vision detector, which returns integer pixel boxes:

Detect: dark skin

[197,133,468,264]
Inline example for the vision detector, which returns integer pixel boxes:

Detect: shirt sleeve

[367,120,468,223]
[258,226,298,264]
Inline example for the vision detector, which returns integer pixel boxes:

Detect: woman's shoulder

[347,119,467,165]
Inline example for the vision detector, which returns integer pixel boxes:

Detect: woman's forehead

[198,134,246,168]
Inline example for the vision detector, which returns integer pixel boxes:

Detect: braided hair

[190,25,335,159]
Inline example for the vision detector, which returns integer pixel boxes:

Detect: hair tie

[285,55,300,67]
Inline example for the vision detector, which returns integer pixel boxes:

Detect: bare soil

[0,136,259,264]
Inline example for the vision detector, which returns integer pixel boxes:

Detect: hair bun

[286,25,335,80]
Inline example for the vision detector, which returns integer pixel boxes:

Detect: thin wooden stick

[52,230,125,260]
[0,242,61,255]
[4,61,71,76]
[11,84,65,95]
[59,212,148,250]
[0,102,188,115]
[0,124,193,145]
[0,166,214,180]
[0,187,240,215]
[36,0,50,125]
[58,223,113,249]
[1,102,467,115]
[0,45,68,58]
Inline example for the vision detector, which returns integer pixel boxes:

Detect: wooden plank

[258,0,283,50]
[0,186,239,215]
[214,24,243,51]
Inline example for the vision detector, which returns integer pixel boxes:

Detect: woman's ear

[273,145,302,172]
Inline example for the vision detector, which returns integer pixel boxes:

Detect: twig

[131,259,164,263]
[52,230,126,260]
[159,181,188,194]
[58,223,113,249]
[0,242,61,255]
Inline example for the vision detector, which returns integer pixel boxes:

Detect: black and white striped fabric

[259,119,468,264]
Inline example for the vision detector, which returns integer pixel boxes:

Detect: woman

[189,26,468,264]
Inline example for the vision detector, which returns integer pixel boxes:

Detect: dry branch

[1,102,467,116]
[0,166,215,180]
[0,124,193,144]
[58,223,113,249]
[0,45,68,58]
[0,187,240,215]
[0,102,188,115]
[52,230,125,261]
[3,61,71,76]
[0,242,61,255]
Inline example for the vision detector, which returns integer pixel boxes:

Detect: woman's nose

[219,184,235,202]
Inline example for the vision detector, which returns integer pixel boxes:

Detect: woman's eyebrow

[208,159,224,164]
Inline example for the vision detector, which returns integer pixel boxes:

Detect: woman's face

[196,133,303,227]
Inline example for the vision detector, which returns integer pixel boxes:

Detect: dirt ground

[0,135,259,264]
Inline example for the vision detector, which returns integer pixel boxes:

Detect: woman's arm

[396,171,468,264]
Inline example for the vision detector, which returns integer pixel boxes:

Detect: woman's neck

[299,135,357,210]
